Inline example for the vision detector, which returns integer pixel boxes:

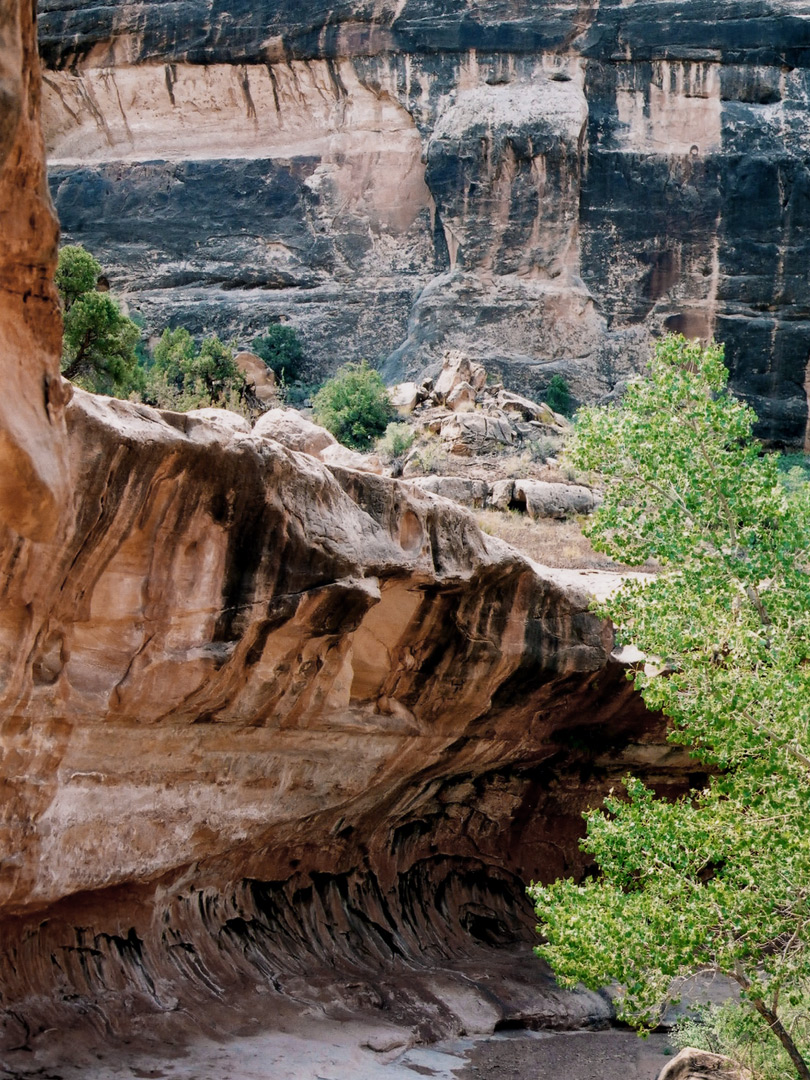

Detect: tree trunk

[751,996,810,1080]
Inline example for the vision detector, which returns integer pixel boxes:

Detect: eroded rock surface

[38,0,810,444]
[0,6,704,1069]
[0,0,69,541]
[0,384,698,1066]
[658,1047,748,1080]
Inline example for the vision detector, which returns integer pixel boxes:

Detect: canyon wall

[0,2,699,1069]
[38,0,810,445]
[0,381,696,1066]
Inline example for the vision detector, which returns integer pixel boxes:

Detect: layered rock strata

[0,5,703,1068]
[0,386,695,1063]
[38,0,810,444]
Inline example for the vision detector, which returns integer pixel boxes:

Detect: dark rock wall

[39,2,810,440]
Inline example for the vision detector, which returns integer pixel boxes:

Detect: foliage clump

[545,373,574,417]
[143,328,248,413]
[530,334,810,1080]
[312,361,394,450]
[251,324,304,381]
[376,422,415,462]
[57,245,143,397]
[674,998,810,1080]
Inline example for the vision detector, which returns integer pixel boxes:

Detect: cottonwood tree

[530,335,810,1080]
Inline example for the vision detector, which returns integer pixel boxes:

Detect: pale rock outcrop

[252,406,383,472]
[515,479,599,520]
[184,406,252,434]
[498,390,561,426]
[433,351,488,403]
[440,411,516,455]
[253,405,337,455]
[391,380,420,413]
[408,475,489,508]
[489,478,516,511]
[319,440,384,473]
[658,1048,749,1080]
[447,381,477,412]
[234,349,279,407]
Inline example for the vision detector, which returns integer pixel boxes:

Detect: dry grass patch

[475,509,657,572]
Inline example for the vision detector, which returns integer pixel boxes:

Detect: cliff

[38,0,810,445]
[1,381,696,1068]
[0,3,705,1072]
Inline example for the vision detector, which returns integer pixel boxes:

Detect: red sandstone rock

[0,0,69,541]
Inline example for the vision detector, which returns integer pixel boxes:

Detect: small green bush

[251,324,304,381]
[778,451,810,494]
[545,373,573,417]
[144,329,247,413]
[674,999,810,1080]
[414,440,448,475]
[377,422,415,462]
[313,361,394,450]
[526,436,560,464]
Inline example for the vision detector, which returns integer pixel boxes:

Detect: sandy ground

[459,1030,674,1080]
[1,1025,675,1080]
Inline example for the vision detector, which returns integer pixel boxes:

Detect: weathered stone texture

[0,0,69,541]
[37,1,810,442]
[0,2,728,1064]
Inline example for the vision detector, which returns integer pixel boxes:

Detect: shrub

[251,324,304,381]
[143,329,247,413]
[413,440,448,475]
[674,999,810,1080]
[545,373,573,417]
[377,422,415,462]
[525,436,560,464]
[312,361,394,450]
[57,245,143,397]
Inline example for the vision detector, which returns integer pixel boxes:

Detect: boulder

[434,351,488,403]
[514,479,597,520]
[440,413,515,455]
[488,479,515,511]
[497,390,559,426]
[447,381,477,412]
[252,407,336,456]
[408,475,489,508]
[391,381,420,414]
[184,407,252,436]
[657,1048,748,1080]
[234,350,278,406]
[320,442,384,474]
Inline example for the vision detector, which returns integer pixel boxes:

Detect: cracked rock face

[0,2,709,1066]
[0,384,698,1058]
[38,0,810,445]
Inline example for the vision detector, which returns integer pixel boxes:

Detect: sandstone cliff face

[0,379,701,1064]
[0,4,705,1067]
[0,0,69,541]
[38,0,810,444]
[0,385,690,1033]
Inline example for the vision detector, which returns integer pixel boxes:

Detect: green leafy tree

[183,335,244,403]
[251,324,304,381]
[313,361,394,450]
[545,373,574,417]
[57,245,143,397]
[55,244,102,310]
[143,329,248,414]
[530,335,810,1080]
